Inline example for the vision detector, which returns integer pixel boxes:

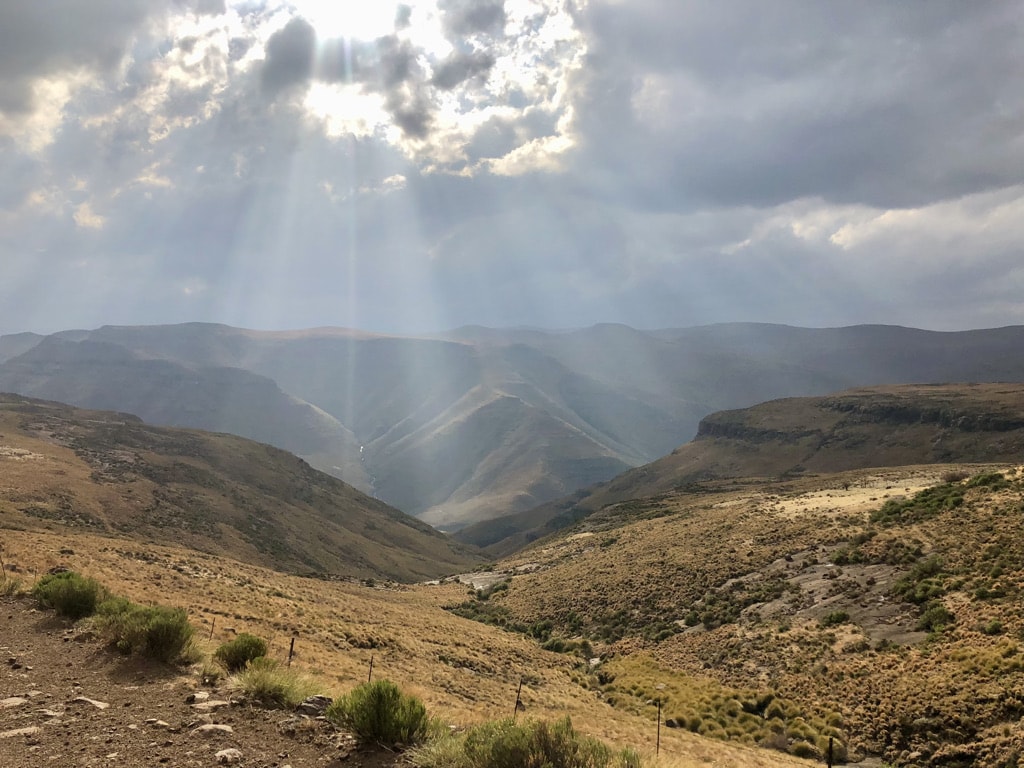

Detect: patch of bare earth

[0,597,401,768]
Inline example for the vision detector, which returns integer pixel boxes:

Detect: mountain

[0,336,371,491]
[462,383,1024,552]
[479,462,1024,766]
[0,394,479,581]
[7,322,1024,528]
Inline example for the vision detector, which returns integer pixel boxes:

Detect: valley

[4,352,1024,766]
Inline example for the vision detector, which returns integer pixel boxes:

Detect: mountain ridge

[7,322,1024,528]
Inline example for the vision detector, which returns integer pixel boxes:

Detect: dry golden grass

[0,527,811,768]
[481,464,1024,765]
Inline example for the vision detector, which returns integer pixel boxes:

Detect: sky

[1,1,1022,336]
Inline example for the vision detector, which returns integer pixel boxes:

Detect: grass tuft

[231,657,319,708]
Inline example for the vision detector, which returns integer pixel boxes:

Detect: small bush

[917,602,954,632]
[215,633,269,672]
[327,679,428,747]
[232,657,319,708]
[95,599,195,663]
[980,620,1004,636]
[819,610,850,628]
[409,716,640,768]
[33,571,105,619]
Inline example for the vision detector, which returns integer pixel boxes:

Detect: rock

[191,723,234,737]
[0,697,29,709]
[193,700,231,711]
[71,696,110,710]
[216,748,243,764]
[295,695,333,716]
[0,726,41,739]
[186,691,211,704]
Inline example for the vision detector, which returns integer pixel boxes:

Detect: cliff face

[467,383,1024,555]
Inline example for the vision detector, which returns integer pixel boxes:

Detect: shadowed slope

[0,394,479,581]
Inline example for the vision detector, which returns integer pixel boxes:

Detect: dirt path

[0,597,402,768]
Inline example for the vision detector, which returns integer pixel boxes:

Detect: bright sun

[287,0,413,41]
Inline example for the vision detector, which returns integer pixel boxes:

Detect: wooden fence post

[367,654,374,683]
[656,700,662,756]
[513,677,524,721]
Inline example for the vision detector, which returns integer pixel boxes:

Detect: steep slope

[465,383,1024,552]
[0,337,371,491]
[0,331,44,363]
[0,394,479,580]
[479,464,1024,766]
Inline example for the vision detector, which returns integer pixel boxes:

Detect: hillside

[7,322,1024,527]
[463,383,1024,553]
[0,529,811,768]
[471,464,1024,766]
[0,394,478,581]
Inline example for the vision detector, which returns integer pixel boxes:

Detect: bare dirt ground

[0,596,402,768]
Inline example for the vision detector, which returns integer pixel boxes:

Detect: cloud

[572,0,1024,209]
[439,0,506,38]
[431,51,496,90]
[0,1,161,116]
[261,16,317,96]
[2,0,1024,339]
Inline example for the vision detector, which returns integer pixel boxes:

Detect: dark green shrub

[95,599,194,663]
[917,602,954,632]
[980,619,1004,636]
[32,571,105,619]
[215,633,269,672]
[819,610,850,628]
[457,717,629,768]
[326,679,428,747]
[143,606,194,662]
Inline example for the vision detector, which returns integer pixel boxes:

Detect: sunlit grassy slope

[0,394,478,581]
[481,464,1024,766]
[0,527,811,768]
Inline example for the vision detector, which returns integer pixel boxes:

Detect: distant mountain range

[4,322,1024,529]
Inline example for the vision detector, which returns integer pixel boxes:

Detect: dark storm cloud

[0,0,158,115]
[439,0,506,37]
[572,0,1024,210]
[431,50,495,90]
[260,16,316,95]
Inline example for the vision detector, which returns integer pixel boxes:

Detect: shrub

[980,620,1004,636]
[215,633,269,672]
[408,717,640,768]
[819,610,850,628]
[232,657,319,708]
[32,571,105,619]
[917,602,954,632]
[95,599,195,663]
[326,679,429,747]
